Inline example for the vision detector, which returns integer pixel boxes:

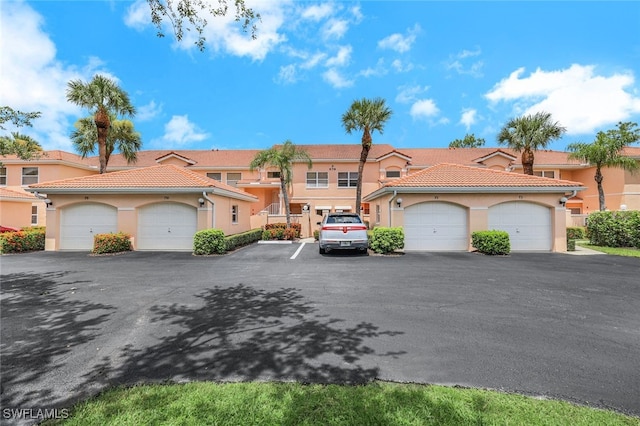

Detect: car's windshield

[326,215,361,224]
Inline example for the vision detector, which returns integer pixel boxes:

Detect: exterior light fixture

[198,197,205,207]
[559,196,568,206]
[44,198,53,207]
[396,197,403,208]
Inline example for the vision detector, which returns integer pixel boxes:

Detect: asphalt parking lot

[1,242,639,421]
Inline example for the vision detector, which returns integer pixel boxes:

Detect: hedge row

[263,222,301,240]
[93,232,132,254]
[471,230,510,255]
[0,227,46,253]
[586,210,640,248]
[194,228,263,255]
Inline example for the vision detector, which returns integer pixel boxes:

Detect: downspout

[202,191,215,228]
[565,190,578,200]
[388,190,398,227]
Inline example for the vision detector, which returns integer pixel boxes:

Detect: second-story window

[226,172,242,187]
[267,171,281,179]
[385,170,401,178]
[22,167,38,185]
[533,170,556,178]
[0,167,6,185]
[306,172,328,188]
[338,172,358,188]
[207,172,222,181]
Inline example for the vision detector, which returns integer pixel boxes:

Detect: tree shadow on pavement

[80,283,405,392]
[0,272,115,409]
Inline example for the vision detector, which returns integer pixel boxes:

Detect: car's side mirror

[316,222,322,225]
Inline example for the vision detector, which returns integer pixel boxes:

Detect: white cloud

[125,0,290,61]
[137,100,162,121]
[391,59,414,73]
[158,115,209,147]
[322,18,349,40]
[485,64,640,134]
[325,45,352,67]
[0,2,110,151]
[378,24,420,53]
[323,69,353,89]
[446,47,483,77]
[124,0,151,30]
[301,3,334,21]
[300,52,327,70]
[396,85,429,104]
[459,109,478,130]
[277,64,298,84]
[410,99,440,120]
[358,58,387,78]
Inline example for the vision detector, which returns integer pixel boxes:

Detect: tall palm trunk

[521,149,535,175]
[280,175,291,227]
[595,166,605,211]
[355,128,372,213]
[94,106,110,174]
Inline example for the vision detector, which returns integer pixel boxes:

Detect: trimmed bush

[567,239,576,251]
[264,222,301,238]
[193,228,226,255]
[225,228,262,251]
[566,227,586,240]
[586,210,640,248]
[93,232,132,254]
[471,230,510,255]
[0,227,45,253]
[369,227,404,254]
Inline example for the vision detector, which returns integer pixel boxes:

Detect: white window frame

[533,170,556,178]
[226,172,242,187]
[22,167,38,185]
[231,205,239,223]
[385,170,401,178]
[0,167,6,186]
[31,205,38,225]
[337,171,358,188]
[306,172,328,188]
[207,172,222,181]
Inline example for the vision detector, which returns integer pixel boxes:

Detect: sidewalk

[565,244,605,255]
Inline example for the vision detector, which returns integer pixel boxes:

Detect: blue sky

[2,1,640,153]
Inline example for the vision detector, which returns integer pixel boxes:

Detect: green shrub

[264,222,301,238]
[586,210,640,248]
[567,239,576,251]
[93,232,132,254]
[0,227,45,253]
[313,230,319,241]
[471,230,510,255]
[193,228,226,255]
[566,227,586,240]
[370,227,404,254]
[225,229,262,251]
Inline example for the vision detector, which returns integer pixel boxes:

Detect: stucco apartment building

[1,144,638,252]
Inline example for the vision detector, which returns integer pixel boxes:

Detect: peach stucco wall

[42,192,254,251]
[0,200,33,229]
[2,163,96,187]
[370,192,569,252]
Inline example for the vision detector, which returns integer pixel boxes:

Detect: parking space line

[290,242,305,260]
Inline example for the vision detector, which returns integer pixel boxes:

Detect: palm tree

[249,140,312,228]
[497,111,566,175]
[341,97,393,213]
[0,132,43,160]
[66,75,136,173]
[71,115,142,168]
[567,121,640,211]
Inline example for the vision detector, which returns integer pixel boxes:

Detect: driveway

[1,244,639,422]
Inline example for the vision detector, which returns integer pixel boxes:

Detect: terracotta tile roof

[29,164,256,198]
[106,149,262,169]
[0,187,38,200]
[385,163,585,188]
[1,150,96,167]
[399,147,582,167]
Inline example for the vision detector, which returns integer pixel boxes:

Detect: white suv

[318,213,368,254]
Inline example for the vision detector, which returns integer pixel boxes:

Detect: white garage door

[404,202,468,251]
[137,203,197,251]
[60,203,118,250]
[488,202,551,251]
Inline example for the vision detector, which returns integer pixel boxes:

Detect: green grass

[46,381,639,426]
[576,241,640,257]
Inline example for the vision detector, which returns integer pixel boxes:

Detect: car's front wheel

[319,245,325,254]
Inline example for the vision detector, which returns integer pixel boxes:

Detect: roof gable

[155,151,197,165]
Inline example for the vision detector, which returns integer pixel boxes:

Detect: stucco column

[553,206,568,252]
[468,207,488,251]
[44,207,57,251]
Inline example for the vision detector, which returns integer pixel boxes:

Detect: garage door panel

[488,202,551,251]
[60,204,118,250]
[137,203,196,251]
[404,202,468,251]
